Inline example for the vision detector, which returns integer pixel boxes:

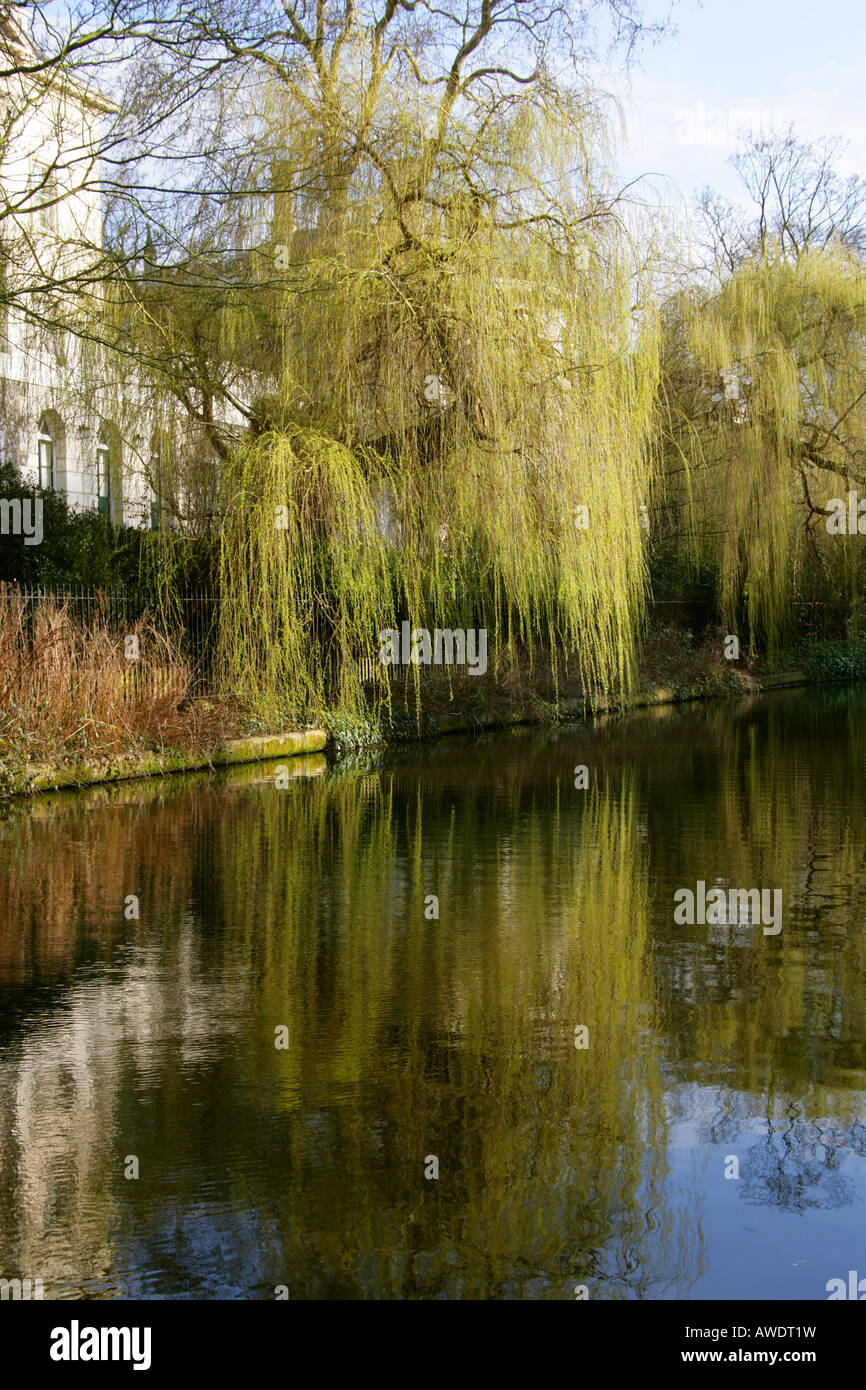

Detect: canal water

[0,686,864,1299]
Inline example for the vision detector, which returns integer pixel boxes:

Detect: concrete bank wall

[6,730,328,798]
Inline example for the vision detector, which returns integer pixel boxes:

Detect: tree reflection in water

[0,688,864,1297]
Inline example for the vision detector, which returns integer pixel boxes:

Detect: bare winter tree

[697,127,866,279]
[0,0,241,345]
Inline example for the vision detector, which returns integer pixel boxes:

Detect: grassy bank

[7,614,861,798]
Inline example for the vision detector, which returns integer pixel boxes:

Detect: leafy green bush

[0,460,141,585]
[320,704,439,753]
[784,635,866,682]
[0,461,216,589]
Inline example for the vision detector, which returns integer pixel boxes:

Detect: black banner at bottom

[5,1298,857,1376]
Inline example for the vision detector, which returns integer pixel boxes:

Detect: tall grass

[0,585,191,762]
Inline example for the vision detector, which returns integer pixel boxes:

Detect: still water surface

[1,687,865,1299]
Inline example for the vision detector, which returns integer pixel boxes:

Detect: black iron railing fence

[1,582,221,700]
[2,582,829,708]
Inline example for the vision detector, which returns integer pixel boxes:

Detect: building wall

[0,19,154,528]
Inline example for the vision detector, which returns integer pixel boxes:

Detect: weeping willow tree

[88,0,666,718]
[660,133,866,653]
[210,88,662,716]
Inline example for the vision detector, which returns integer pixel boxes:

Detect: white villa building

[0,8,176,530]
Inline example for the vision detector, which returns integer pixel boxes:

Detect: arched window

[95,426,121,525]
[96,436,111,516]
[149,435,162,532]
[37,411,65,492]
[33,165,60,234]
[37,427,53,489]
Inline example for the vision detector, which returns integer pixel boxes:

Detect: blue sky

[595,0,866,210]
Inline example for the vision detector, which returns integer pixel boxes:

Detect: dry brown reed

[0,584,193,761]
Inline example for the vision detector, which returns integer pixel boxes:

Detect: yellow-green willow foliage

[662,244,866,651]
[216,88,661,717]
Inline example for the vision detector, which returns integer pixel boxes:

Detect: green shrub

[0,461,215,589]
[784,635,866,682]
